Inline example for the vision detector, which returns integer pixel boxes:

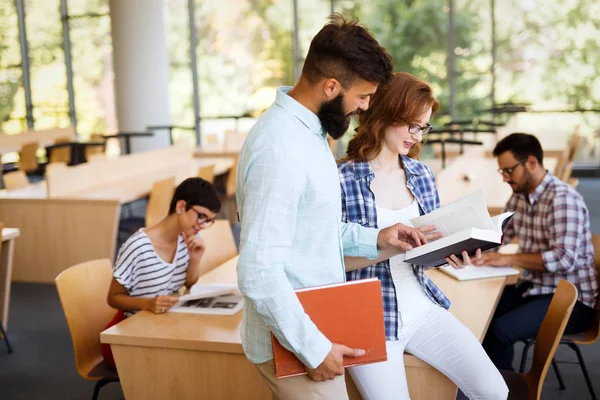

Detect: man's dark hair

[302,14,394,88]
[492,133,544,166]
[168,177,221,214]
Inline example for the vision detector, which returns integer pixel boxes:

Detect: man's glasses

[399,118,433,136]
[186,204,215,227]
[498,161,524,176]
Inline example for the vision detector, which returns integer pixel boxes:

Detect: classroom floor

[1,178,599,400]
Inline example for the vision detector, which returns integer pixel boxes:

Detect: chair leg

[0,322,13,354]
[519,339,535,373]
[551,358,566,390]
[92,378,119,400]
[565,342,597,400]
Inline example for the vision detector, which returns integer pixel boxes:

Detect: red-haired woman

[338,72,508,399]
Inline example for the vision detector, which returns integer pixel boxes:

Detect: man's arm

[236,148,331,369]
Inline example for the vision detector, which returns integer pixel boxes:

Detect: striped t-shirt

[114,229,190,311]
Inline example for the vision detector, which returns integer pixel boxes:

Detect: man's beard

[317,94,354,140]
[511,169,534,194]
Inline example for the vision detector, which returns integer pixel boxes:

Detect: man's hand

[306,343,365,382]
[377,223,427,252]
[417,225,442,242]
[474,251,512,267]
[446,249,482,270]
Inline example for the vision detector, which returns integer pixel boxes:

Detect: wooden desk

[0,181,47,199]
[0,126,75,155]
[1,228,20,332]
[102,256,506,400]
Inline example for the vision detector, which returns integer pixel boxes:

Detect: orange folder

[271,278,387,378]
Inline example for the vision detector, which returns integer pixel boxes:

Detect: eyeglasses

[399,118,433,136]
[186,204,215,227]
[498,161,524,176]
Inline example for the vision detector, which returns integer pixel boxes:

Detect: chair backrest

[526,280,578,399]
[19,141,39,173]
[145,176,175,227]
[553,150,568,179]
[85,134,106,159]
[567,133,583,162]
[198,220,237,272]
[45,161,67,176]
[3,171,29,190]
[559,161,574,182]
[225,157,239,198]
[50,136,72,164]
[55,259,116,379]
[205,134,220,145]
[568,177,579,189]
[198,164,216,183]
[589,234,600,333]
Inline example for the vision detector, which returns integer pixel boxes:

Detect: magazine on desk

[169,283,243,315]
[404,189,514,267]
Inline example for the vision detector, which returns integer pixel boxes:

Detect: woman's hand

[147,295,179,314]
[446,249,482,270]
[182,231,206,265]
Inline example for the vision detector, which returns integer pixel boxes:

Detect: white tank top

[376,200,435,329]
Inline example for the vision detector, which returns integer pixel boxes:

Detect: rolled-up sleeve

[541,194,586,273]
[340,222,380,259]
[237,149,331,369]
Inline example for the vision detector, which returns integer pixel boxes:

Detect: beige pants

[255,359,349,400]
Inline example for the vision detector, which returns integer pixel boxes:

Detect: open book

[169,283,243,315]
[404,189,514,267]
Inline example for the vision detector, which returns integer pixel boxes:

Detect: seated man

[477,133,598,370]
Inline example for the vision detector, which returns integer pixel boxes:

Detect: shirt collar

[275,86,325,138]
[527,171,552,204]
[350,155,425,180]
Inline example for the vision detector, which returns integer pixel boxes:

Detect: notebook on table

[271,278,387,379]
[439,265,520,281]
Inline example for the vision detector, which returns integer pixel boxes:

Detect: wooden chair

[520,234,600,399]
[505,280,578,399]
[119,177,175,234]
[55,259,119,400]
[18,141,39,173]
[198,164,216,184]
[3,171,29,190]
[45,161,67,176]
[49,136,72,164]
[0,223,13,353]
[85,134,106,161]
[568,177,579,189]
[553,150,568,179]
[145,176,175,227]
[198,220,238,272]
[559,161,574,182]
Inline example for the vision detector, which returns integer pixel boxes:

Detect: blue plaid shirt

[338,155,451,341]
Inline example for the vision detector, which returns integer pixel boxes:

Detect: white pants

[349,304,508,400]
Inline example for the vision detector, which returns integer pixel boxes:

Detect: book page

[410,189,495,237]
[188,283,239,297]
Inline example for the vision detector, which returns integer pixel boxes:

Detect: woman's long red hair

[342,72,439,162]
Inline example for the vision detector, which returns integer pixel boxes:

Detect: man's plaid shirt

[502,171,598,308]
[338,156,451,341]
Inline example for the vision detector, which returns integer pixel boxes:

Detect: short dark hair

[492,133,544,165]
[302,14,394,88]
[168,177,221,214]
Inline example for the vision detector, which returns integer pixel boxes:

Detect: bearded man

[478,132,598,370]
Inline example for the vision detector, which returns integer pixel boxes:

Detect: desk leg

[0,239,15,335]
[345,361,458,400]
[112,345,272,400]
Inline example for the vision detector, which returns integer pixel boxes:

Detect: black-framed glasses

[498,160,524,176]
[186,204,215,227]
[399,118,433,136]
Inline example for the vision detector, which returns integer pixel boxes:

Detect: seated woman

[338,72,508,399]
[102,177,221,368]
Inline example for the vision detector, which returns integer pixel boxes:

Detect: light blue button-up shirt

[236,87,380,368]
